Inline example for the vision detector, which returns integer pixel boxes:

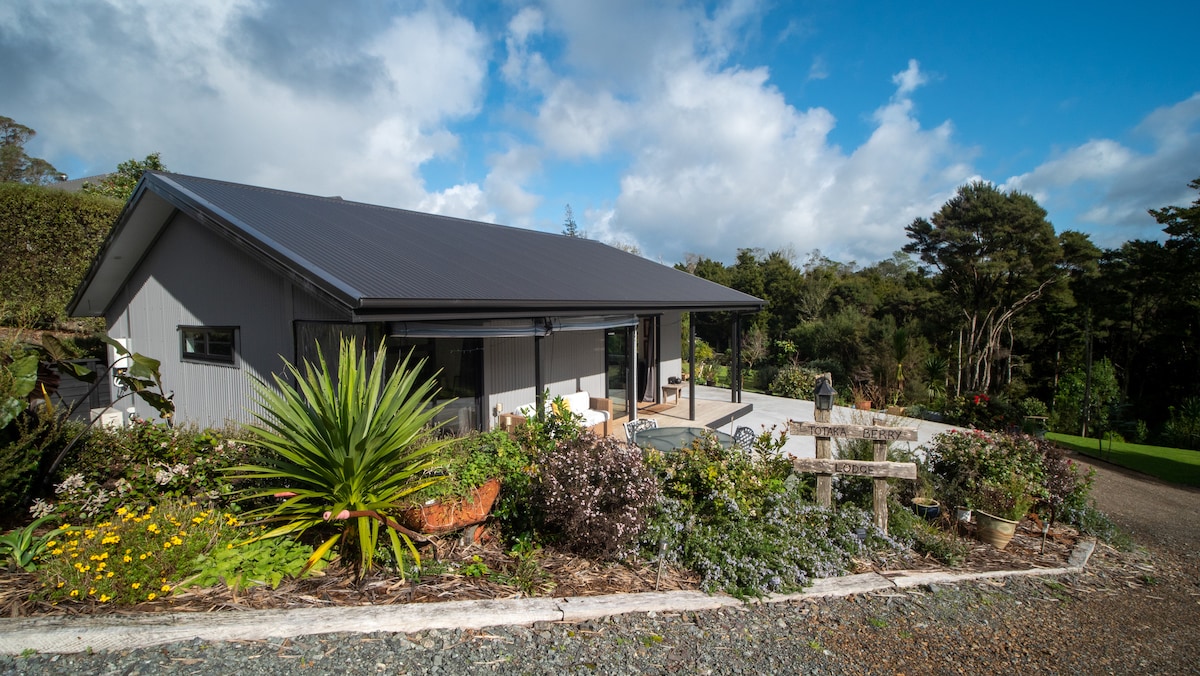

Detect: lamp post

[814,377,835,414]
[813,374,835,507]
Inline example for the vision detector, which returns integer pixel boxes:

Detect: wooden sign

[789,421,918,441]
[788,414,919,534]
[791,458,917,480]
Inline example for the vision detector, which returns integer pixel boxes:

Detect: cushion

[563,391,591,414]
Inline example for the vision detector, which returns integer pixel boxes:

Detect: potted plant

[973,475,1034,550]
[910,496,941,520]
[398,430,528,535]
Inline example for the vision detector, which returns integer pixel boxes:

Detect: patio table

[634,426,736,452]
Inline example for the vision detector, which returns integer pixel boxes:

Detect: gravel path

[5,454,1199,675]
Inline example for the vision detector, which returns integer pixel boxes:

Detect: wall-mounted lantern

[814,377,835,412]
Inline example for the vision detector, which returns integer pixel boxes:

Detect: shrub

[46,421,250,522]
[536,433,658,561]
[0,404,85,519]
[407,429,530,504]
[229,339,452,580]
[1162,397,1200,451]
[769,365,821,399]
[35,499,229,606]
[0,183,119,328]
[649,484,900,598]
[923,429,1045,511]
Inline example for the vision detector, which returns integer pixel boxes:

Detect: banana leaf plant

[229,338,454,581]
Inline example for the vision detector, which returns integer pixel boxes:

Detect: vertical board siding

[111,214,348,429]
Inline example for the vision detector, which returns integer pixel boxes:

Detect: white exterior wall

[660,311,683,383]
[106,214,347,428]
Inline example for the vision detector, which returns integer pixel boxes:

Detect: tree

[81,153,166,202]
[904,181,1094,394]
[561,204,584,238]
[0,117,63,185]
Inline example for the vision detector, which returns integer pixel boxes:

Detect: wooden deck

[612,396,753,441]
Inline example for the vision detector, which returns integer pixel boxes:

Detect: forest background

[3,114,1199,449]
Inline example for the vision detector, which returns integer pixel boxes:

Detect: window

[180,327,237,365]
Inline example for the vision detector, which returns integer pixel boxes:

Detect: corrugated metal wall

[106,213,348,429]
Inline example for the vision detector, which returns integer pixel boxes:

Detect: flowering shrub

[943,393,1018,431]
[646,430,795,519]
[536,433,658,561]
[768,365,822,400]
[35,499,233,605]
[649,483,899,598]
[44,421,251,522]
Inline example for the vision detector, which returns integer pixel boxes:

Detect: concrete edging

[0,539,1096,655]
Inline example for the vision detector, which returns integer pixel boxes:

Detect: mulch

[0,514,1109,621]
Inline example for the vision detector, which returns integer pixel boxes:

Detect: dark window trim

[180,326,239,366]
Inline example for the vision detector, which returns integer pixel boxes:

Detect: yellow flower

[52,549,63,556]
[147,593,157,601]
[161,584,171,592]
[123,555,133,563]
[116,507,128,516]
[56,581,64,589]
[99,594,110,602]
[88,588,96,595]
[69,589,79,597]
[131,582,140,590]
[94,574,102,581]
[138,553,147,560]
[162,542,172,550]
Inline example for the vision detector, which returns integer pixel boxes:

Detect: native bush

[649,482,900,598]
[1037,438,1094,526]
[0,404,86,519]
[1162,397,1200,451]
[229,339,451,580]
[768,364,821,399]
[536,433,658,561]
[645,430,797,520]
[0,183,119,328]
[44,421,251,522]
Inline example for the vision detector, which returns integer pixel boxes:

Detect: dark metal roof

[71,172,764,319]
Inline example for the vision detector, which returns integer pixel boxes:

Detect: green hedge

[0,183,120,327]
[1046,432,1200,487]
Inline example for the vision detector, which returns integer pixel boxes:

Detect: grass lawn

[1047,432,1200,487]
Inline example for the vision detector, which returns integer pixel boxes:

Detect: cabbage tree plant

[230,339,452,580]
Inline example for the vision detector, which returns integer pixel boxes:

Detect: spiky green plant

[229,338,452,580]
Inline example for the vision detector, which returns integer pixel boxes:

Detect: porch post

[630,321,639,422]
[731,313,742,404]
[534,332,544,422]
[688,312,696,421]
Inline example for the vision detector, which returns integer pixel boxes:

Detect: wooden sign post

[788,420,918,534]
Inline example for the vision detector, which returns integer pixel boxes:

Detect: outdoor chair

[624,417,658,444]
[733,426,756,452]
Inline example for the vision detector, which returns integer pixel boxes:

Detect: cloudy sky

[4,0,1198,265]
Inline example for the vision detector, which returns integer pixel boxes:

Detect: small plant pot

[399,478,501,534]
[954,506,973,523]
[975,510,1019,550]
[911,498,941,520]
[855,401,872,410]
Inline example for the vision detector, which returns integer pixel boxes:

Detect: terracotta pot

[856,401,872,410]
[399,477,501,534]
[975,510,1019,550]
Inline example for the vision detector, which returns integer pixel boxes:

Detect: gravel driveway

[5,454,1199,675]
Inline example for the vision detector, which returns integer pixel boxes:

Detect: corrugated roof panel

[145,173,763,314]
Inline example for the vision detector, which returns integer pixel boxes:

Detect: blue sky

[3,1,1197,265]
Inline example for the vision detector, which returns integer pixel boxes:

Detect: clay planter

[975,510,1019,550]
[855,401,872,410]
[911,497,941,520]
[399,477,501,534]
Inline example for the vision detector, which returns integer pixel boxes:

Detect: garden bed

[0,516,1085,619]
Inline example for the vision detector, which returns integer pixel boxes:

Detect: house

[68,172,764,432]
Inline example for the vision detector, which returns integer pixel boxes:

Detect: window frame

[179,326,239,366]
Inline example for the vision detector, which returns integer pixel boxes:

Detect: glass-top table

[633,426,736,451]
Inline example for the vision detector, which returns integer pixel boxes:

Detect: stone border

[0,539,1095,655]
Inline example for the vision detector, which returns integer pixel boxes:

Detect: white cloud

[3,0,489,213]
[1003,93,1200,244]
[891,59,927,97]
